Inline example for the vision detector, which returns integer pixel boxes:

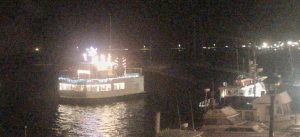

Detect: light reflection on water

[53,99,146,137]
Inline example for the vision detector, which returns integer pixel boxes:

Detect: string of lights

[201,40,300,51]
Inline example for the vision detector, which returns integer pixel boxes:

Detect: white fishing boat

[219,61,267,106]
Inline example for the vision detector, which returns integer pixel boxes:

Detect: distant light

[204,88,210,92]
[225,45,228,48]
[242,45,246,48]
[76,46,79,49]
[35,47,39,52]
[287,41,292,45]
[213,43,216,46]
[178,44,181,48]
[262,42,267,46]
[203,47,207,49]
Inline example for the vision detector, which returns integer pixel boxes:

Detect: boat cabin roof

[205,106,239,118]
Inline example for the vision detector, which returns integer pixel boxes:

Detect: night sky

[2,1,300,57]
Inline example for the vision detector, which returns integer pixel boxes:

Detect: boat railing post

[155,112,161,136]
[204,88,210,112]
[175,95,182,129]
[188,90,195,130]
[268,75,281,137]
[295,112,298,125]
[269,85,275,137]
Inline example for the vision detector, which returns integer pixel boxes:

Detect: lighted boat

[199,60,268,108]
[58,47,144,102]
[218,61,268,107]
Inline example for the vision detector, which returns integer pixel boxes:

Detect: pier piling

[155,112,161,136]
[24,125,27,137]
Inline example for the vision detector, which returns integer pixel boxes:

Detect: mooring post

[175,95,182,129]
[24,125,27,137]
[188,90,195,130]
[155,112,161,136]
[269,91,275,137]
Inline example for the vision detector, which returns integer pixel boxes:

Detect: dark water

[2,92,154,136]
[53,99,148,137]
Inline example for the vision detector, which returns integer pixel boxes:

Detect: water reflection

[53,99,145,137]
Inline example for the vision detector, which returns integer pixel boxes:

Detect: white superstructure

[58,47,144,100]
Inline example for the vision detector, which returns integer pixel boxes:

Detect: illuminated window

[59,83,72,91]
[113,83,125,90]
[100,84,111,91]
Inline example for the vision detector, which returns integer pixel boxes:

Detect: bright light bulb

[262,42,268,48]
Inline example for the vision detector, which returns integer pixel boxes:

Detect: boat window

[100,84,111,91]
[59,83,72,91]
[114,83,125,90]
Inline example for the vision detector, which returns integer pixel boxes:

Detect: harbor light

[35,47,39,52]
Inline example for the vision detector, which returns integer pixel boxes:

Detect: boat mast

[236,47,239,72]
[109,14,112,52]
[253,48,257,97]
[288,46,295,82]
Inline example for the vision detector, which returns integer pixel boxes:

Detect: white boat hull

[58,76,144,100]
